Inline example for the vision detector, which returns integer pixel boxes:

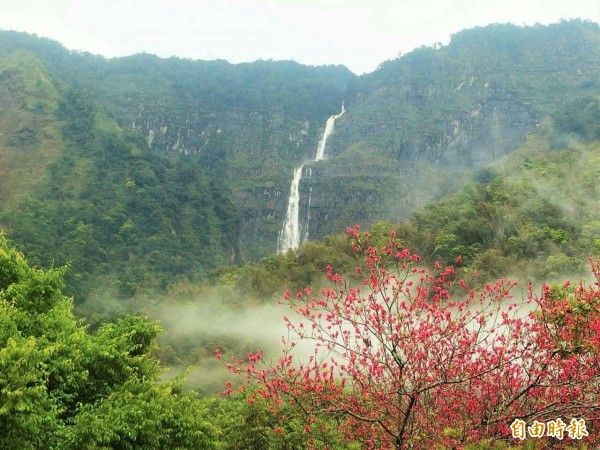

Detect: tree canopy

[0,235,219,449]
[223,226,600,449]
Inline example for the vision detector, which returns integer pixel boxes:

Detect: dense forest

[1,20,600,449]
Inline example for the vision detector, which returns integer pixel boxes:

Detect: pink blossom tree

[220,226,600,449]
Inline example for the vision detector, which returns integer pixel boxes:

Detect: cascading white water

[277,104,345,253]
[277,165,304,253]
[315,103,345,161]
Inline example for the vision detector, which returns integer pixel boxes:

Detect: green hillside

[312,20,600,238]
[0,49,63,208]
[0,50,242,300]
[212,97,600,304]
[1,21,600,303]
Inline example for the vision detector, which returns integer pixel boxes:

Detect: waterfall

[277,104,345,253]
[315,102,345,161]
[277,165,304,253]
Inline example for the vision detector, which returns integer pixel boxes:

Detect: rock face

[300,21,600,245]
[99,21,600,258]
[4,22,599,262]
[105,22,600,258]
[112,103,348,259]
[337,78,537,166]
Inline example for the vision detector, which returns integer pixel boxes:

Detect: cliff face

[337,76,537,167]
[1,21,599,264]
[85,59,354,258]
[297,21,600,245]
[98,21,600,257]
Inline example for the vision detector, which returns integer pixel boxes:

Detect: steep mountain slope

[0,49,243,300]
[0,49,63,208]
[308,20,600,240]
[342,21,600,160]
[80,21,600,256]
[210,98,600,307]
[4,22,598,261]
[1,21,599,301]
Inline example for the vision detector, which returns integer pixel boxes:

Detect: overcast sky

[1,0,599,74]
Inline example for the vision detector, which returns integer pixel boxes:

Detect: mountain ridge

[0,20,599,300]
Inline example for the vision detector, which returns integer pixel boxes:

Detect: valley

[1,19,600,449]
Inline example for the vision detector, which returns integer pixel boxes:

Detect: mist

[78,282,316,394]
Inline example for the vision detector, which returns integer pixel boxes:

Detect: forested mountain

[0,20,599,301]
[313,20,600,236]
[0,47,243,299]
[170,96,600,325]
[90,21,600,253]
[3,20,600,450]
